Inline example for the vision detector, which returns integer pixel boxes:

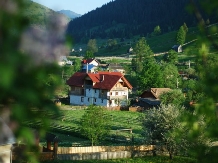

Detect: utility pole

[177,78,179,88]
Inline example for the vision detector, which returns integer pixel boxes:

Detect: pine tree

[176,26,186,45]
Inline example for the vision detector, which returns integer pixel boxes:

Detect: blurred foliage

[0,0,62,162]
[181,0,218,162]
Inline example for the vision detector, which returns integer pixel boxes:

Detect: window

[115,92,118,95]
[94,98,97,102]
[102,99,104,103]
[110,92,112,95]
[71,87,75,91]
[88,98,90,102]
[81,97,84,102]
[95,89,97,93]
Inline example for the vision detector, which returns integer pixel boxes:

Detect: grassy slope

[72,24,218,59]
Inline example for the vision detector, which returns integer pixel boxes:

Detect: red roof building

[67,72,132,107]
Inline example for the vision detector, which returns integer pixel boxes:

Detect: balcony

[111,87,128,91]
[69,90,84,96]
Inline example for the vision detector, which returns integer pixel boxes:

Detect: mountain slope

[67,0,216,43]
[23,0,70,29]
[58,10,81,19]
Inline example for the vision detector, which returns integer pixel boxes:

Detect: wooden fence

[56,145,154,154]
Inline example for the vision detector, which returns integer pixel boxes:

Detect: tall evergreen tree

[176,26,186,45]
[132,37,153,73]
[183,22,188,33]
[153,25,161,36]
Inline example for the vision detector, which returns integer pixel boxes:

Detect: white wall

[70,95,108,106]
[70,89,129,107]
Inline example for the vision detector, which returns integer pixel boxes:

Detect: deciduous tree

[159,89,185,106]
[87,39,98,53]
[161,63,179,88]
[137,57,163,91]
[79,105,110,146]
[163,50,178,64]
[142,104,189,159]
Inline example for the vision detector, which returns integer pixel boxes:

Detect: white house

[172,45,182,53]
[66,72,133,107]
[81,58,100,67]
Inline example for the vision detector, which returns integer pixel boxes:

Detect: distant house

[128,47,133,53]
[81,58,100,73]
[58,56,73,66]
[137,88,171,109]
[82,58,100,67]
[66,72,133,107]
[172,45,182,53]
[107,63,125,74]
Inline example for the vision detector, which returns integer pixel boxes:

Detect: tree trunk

[169,153,172,160]
[152,150,156,156]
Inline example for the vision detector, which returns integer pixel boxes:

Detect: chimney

[101,75,104,82]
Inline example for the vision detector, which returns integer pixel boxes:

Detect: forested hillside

[23,0,70,29]
[67,0,216,43]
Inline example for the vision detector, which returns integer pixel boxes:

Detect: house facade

[82,58,100,67]
[67,72,132,107]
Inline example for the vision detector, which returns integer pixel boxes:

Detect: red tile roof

[66,72,86,87]
[67,71,132,90]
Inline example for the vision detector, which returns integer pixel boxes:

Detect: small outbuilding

[172,45,182,53]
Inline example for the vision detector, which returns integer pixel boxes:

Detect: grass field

[26,108,143,147]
